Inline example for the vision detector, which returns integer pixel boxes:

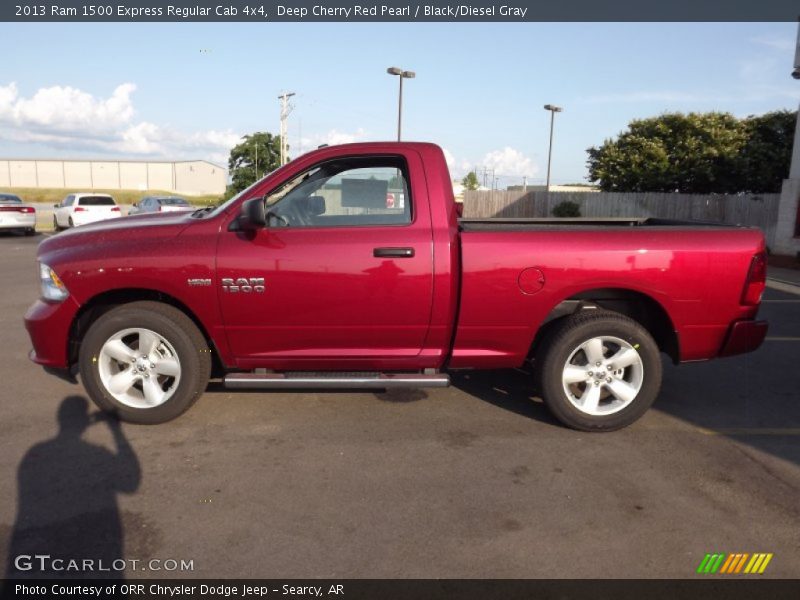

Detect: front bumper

[24,297,81,368]
[718,319,768,357]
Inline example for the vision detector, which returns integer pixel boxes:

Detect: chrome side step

[223,372,450,390]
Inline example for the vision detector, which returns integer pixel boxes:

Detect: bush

[552,200,581,218]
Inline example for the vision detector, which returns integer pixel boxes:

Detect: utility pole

[278,92,296,166]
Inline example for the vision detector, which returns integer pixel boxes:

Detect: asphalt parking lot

[0,231,798,579]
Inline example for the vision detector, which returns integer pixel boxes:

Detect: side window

[63,195,74,207]
[266,158,411,228]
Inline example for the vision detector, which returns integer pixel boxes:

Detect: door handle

[373,247,415,258]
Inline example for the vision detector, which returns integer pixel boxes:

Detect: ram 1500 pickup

[24,142,768,430]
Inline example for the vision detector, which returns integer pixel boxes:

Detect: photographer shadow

[3,396,140,580]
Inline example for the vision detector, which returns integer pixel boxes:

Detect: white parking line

[766,279,800,296]
[696,427,800,436]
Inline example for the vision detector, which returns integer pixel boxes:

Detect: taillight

[0,206,34,213]
[741,252,767,306]
[111,207,121,212]
[73,206,86,212]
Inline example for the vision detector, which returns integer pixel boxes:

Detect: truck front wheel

[536,310,662,432]
[79,301,212,424]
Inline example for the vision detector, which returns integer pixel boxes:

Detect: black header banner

[3,0,800,22]
[2,579,800,600]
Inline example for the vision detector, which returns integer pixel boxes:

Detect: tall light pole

[387,67,415,141]
[543,104,563,191]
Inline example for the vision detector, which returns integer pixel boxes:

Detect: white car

[54,193,121,230]
[0,193,36,236]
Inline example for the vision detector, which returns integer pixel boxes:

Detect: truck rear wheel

[536,310,662,432]
[79,301,212,424]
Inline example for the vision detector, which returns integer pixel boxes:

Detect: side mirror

[234,197,267,230]
[131,202,137,208]
[53,204,59,208]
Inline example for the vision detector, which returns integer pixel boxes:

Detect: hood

[39,212,195,256]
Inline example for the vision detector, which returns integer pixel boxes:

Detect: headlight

[39,263,69,301]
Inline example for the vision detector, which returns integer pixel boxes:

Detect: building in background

[0,159,226,196]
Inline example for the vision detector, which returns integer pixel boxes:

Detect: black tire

[53,216,62,232]
[79,301,212,424]
[536,310,662,432]
[68,217,74,228]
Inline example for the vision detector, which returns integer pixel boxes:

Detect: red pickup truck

[24,142,768,431]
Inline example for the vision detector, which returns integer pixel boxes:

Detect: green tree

[461,171,480,191]
[227,132,283,195]
[587,112,748,193]
[738,110,796,193]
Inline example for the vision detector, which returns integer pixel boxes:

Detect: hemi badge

[187,278,212,287]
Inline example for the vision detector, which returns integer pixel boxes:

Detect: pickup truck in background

[24,143,768,431]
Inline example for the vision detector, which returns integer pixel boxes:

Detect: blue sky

[2,22,799,186]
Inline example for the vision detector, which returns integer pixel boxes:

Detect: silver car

[0,193,36,235]
[129,196,194,215]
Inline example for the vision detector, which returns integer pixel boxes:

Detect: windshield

[206,168,279,218]
[159,197,189,206]
[0,194,22,203]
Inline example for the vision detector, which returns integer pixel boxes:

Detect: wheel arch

[68,288,226,376]
[530,287,680,363]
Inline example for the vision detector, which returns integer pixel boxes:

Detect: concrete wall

[464,190,782,249]
[0,159,226,196]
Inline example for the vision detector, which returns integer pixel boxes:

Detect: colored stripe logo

[696,553,773,574]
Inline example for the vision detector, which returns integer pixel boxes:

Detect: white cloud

[119,122,163,154]
[440,148,479,179]
[480,147,538,177]
[298,128,368,150]
[0,81,239,163]
[0,82,135,133]
[442,147,455,169]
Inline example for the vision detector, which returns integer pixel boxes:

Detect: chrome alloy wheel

[97,327,182,409]
[561,336,644,416]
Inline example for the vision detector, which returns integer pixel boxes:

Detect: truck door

[216,153,434,368]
